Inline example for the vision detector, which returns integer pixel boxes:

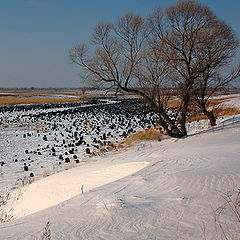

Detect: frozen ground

[0,95,240,239]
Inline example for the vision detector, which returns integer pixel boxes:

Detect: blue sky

[0,0,239,88]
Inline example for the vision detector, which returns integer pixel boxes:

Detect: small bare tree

[80,87,86,95]
[70,14,148,92]
[192,67,240,126]
[191,68,240,126]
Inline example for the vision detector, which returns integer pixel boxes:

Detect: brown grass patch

[106,141,116,150]
[124,128,163,147]
[0,96,87,106]
[205,98,231,108]
[0,89,98,106]
[213,107,240,117]
[189,96,240,122]
[167,95,240,122]
[0,89,96,98]
[188,107,240,122]
[168,96,233,109]
[35,124,47,132]
[167,99,181,108]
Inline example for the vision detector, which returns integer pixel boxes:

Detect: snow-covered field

[0,95,240,239]
[0,99,157,199]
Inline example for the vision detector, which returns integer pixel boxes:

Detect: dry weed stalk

[41,221,51,240]
[21,175,34,186]
[215,189,240,240]
[43,170,51,178]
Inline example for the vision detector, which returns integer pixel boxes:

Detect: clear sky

[0,0,239,89]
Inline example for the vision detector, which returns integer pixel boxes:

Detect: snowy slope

[2,161,148,219]
[0,114,239,239]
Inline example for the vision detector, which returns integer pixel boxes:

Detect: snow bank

[3,161,148,219]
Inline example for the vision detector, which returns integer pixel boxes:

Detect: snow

[3,161,148,219]
[222,93,240,109]
[0,94,240,239]
[211,93,240,109]
[0,99,156,198]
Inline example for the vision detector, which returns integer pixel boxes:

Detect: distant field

[0,89,94,106]
[0,89,240,120]
[0,89,85,96]
[0,97,88,106]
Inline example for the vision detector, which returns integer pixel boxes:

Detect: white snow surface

[0,95,240,239]
[3,161,149,219]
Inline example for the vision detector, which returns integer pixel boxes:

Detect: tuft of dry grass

[124,128,163,147]
[35,124,47,132]
[106,141,116,150]
[167,99,181,108]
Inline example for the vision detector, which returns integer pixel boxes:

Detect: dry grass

[0,89,97,106]
[35,124,47,132]
[89,128,163,156]
[124,128,163,147]
[188,107,240,122]
[205,98,229,108]
[0,89,96,97]
[213,107,240,117]
[186,96,240,122]
[167,99,181,108]
[168,97,232,109]
[0,96,87,106]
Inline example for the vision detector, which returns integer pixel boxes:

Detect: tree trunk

[160,120,185,138]
[178,93,190,136]
[157,107,186,138]
[202,108,216,126]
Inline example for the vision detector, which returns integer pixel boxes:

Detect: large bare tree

[70,0,239,137]
[70,13,188,138]
[149,1,239,130]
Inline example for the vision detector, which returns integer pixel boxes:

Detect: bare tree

[187,9,240,126]
[80,87,87,95]
[192,66,240,126]
[70,1,239,137]
[149,0,239,129]
[70,13,187,138]
[70,14,147,92]
[134,44,185,137]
